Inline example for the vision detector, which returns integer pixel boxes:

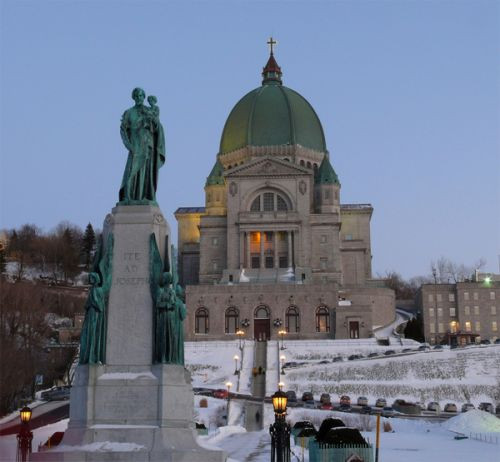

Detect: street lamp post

[278,330,286,350]
[280,355,286,375]
[225,381,232,424]
[233,355,239,375]
[236,329,245,350]
[270,388,291,462]
[17,406,33,462]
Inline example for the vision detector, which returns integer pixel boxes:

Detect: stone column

[287,231,293,267]
[239,231,244,268]
[273,231,279,268]
[260,231,264,269]
[246,232,251,268]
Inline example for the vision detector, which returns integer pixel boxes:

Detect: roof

[219,53,327,155]
[174,207,206,215]
[206,159,225,186]
[315,155,340,185]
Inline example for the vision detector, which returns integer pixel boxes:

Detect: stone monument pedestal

[32,205,225,461]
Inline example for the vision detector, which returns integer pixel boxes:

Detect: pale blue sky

[1,0,499,279]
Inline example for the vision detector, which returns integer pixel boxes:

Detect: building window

[251,256,260,268]
[225,307,239,334]
[449,293,455,302]
[250,197,260,211]
[465,321,471,332]
[464,306,470,315]
[449,307,456,317]
[464,292,469,301]
[320,258,327,270]
[473,292,479,300]
[450,321,458,333]
[250,192,289,212]
[277,195,287,211]
[437,308,443,318]
[428,294,434,303]
[491,306,497,315]
[286,306,300,333]
[279,256,288,268]
[490,292,496,300]
[436,294,442,302]
[265,232,273,242]
[429,323,436,334]
[320,235,327,244]
[263,193,274,211]
[255,305,270,319]
[195,308,209,334]
[211,260,218,271]
[212,237,219,246]
[474,306,480,315]
[316,306,330,332]
[438,322,444,333]
[475,321,481,332]
[492,321,498,332]
[324,189,330,199]
[429,307,435,317]
[345,234,353,241]
[265,256,274,268]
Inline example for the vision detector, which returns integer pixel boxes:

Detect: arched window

[225,307,239,334]
[300,160,305,166]
[286,306,300,333]
[306,161,312,169]
[255,305,270,319]
[195,308,209,334]
[249,192,290,212]
[316,306,330,333]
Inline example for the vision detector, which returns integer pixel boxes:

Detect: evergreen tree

[0,247,6,274]
[81,223,96,270]
[403,312,424,342]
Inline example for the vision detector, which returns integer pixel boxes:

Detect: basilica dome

[219,53,327,156]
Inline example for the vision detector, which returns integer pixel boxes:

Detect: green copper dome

[219,54,327,155]
[206,159,225,186]
[315,155,340,185]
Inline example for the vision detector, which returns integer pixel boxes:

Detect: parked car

[213,389,229,399]
[339,404,352,412]
[301,392,314,402]
[332,356,343,362]
[427,402,440,412]
[433,345,444,350]
[41,386,71,401]
[375,398,387,408]
[478,402,494,413]
[384,350,396,356]
[415,401,426,411]
[360,405,372,415]
[444,403,458,413]
[381,407,395,417]
[304,399,316,409]
[339,395,351,406]
[495,404,500,415]
[480,339,491,345]
[450,344,459,350]
[320,403,334,411]
[286,390,297,403]
[402,348,413,353]
[417,345,429,351]
[392,399,421,415]
[367,352,379,358]
[348,354,361,361]
[461,403,475,412]
[494,338,500,345]
[357,396,368,406]
[318,360,330,364]
[320,393,331,404]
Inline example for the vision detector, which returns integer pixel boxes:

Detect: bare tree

[430,256,486,283]
[6,224,41,281]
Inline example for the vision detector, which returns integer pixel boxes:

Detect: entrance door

[349,321,360,339]
[254,319,271,341]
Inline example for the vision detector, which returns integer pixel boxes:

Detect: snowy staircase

[265,340,280,397]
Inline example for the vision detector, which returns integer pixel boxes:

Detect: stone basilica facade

[175,50,395,342]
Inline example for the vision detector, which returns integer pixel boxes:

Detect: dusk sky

[1,0,498,279]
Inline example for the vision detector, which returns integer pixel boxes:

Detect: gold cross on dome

[267,36,277,54]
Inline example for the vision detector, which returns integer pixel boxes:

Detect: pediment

[225,156,310,178]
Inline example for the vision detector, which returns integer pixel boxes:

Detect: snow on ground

[185,341,254,394]
[443,410,500,434]
[280,341,500,407]
[1,396,499,462]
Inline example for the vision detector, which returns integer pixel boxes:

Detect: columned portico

[243,230,296,269]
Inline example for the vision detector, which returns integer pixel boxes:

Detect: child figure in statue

[147,95,159,118]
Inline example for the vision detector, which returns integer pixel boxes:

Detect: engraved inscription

[114,252,149,285]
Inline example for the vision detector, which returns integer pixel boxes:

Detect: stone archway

[254,305,270,341]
